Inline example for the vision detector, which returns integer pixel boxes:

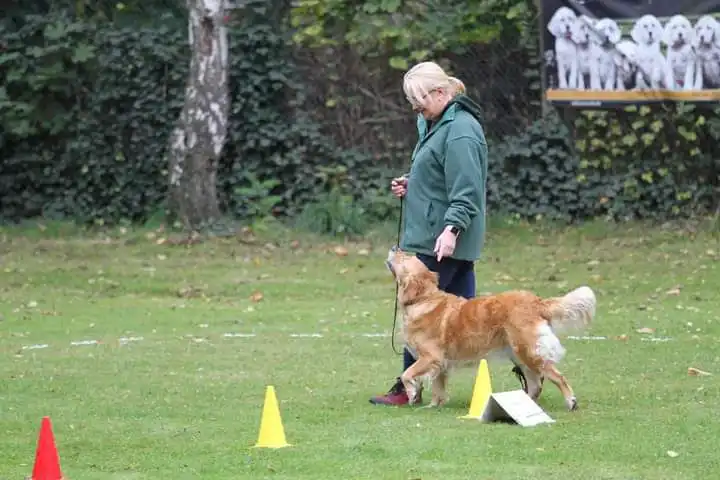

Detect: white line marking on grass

[16,331,675,353]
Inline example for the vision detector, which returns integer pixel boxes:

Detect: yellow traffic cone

[458,359,492,419]
[253,385,291,448]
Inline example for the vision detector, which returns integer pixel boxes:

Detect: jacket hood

[448,94,484,124]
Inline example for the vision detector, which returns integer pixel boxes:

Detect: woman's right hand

[390,176,408,198]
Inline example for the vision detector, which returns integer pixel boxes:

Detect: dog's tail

[543,286,596,334]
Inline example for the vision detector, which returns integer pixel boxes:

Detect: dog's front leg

[568,58,579,89]
[693,60,704,90]
[663,63,676,90]
[589,62,601,90]
[605,63,616,90]
[428,368,449,407]
[683,62,695,91]
[401,354,440,406]
[557,62,568,89]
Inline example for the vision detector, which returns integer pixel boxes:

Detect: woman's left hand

[434,226,458,261]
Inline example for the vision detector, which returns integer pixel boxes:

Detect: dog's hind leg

[508,322,576,410]
[505,347,544,399]
[515,364,545,400]
[541,362,577,411]
[535,322,577,410]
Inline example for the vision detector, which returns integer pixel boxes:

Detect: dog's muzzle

[386,245,398,274]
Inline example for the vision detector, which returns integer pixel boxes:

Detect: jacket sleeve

[442,135,487,231]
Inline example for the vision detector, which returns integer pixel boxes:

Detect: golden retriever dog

[386,247,596,411]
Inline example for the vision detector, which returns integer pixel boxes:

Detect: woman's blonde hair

[403,61,465,107]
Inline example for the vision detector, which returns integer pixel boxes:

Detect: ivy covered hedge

[489,107,719,222]
[0,4,718,228]
[0,5,396,226]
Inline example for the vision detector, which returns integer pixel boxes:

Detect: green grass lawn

[1,217,719,480]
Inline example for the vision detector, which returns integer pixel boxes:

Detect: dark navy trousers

[402,253,476,370]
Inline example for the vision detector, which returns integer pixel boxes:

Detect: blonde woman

[370,62,490,406]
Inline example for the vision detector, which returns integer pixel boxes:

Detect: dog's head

[548,7,577,40]
[592,18,621,47]
[693,15,720,48]
[663,15,693,48]
[386,247,439,304]
[631,14,663,45]
[571,15,595,45]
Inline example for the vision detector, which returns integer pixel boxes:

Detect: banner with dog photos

[541,0,720,107]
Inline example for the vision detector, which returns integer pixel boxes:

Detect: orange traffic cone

[31,416,63,480]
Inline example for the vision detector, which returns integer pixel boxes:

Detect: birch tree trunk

[167,0,229,231]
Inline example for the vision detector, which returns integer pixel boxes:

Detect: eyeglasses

[406,88,437,109]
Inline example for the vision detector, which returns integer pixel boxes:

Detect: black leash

[390,197,404,355]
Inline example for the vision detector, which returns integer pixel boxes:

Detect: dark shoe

[369,377,421,406]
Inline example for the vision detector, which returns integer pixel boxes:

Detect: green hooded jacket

[400,94,488,262]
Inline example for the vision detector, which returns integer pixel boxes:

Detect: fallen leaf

[333,246,348,257]
[357,248,369,256]
[339,268,349,274]
[666,450,679,458]
[688,367,711,376]
[615,334,629,341]
[290,240,301,250]
[636,327,655,334]
[665,286,681,296]
[156,237,167,245]
[250,291,264,303]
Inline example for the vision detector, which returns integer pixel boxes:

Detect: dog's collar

[398,295,429,308]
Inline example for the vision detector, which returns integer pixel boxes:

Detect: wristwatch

[447,225,461,236]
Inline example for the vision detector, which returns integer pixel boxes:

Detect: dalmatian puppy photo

[662,15,696,90]
[691,15,720,89]
[613,40,639,90]
[547,6,580,89]
[571,15,603,90]
[631,14,674,89]
[591,18,623,90]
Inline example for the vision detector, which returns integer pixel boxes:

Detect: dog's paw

[429,394,449,408]
[567,396,578,411]
[404,379,422,405]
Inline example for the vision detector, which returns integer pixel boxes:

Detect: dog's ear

[661,20,673,46]
[691,23,702,47]
[399,269,437,304]
[547,10,561,37]
[713,18,720,43]
[630,19,643,43]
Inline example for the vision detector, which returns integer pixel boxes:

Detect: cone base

[252,442,292,449]
[457,414,484,420]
